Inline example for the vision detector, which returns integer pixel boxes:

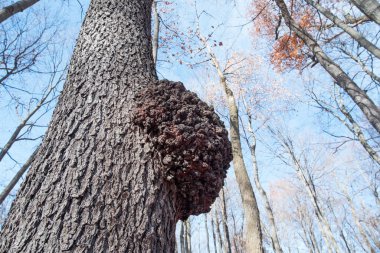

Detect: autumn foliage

[250,0,317,71]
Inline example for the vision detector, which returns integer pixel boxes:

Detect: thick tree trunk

[0,0,231,251]
[0,0,39,23]
[275,0,380,136]
[349,0,380,25]
[0,1,178,252]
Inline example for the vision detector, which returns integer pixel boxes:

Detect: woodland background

[0,0,379,252]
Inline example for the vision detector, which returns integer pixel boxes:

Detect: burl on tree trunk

[0,0,232,252]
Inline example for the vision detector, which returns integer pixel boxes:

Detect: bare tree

[349,0,380,25]
[269,127,341,253]
[273,0,380,135]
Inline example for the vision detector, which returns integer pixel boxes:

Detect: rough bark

[0,1,231,252]
[349,0,380,25]
[0,0,39,23]
[306,0,380,59]
[275,0,380,136]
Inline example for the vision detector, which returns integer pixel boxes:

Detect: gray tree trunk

[0,0,231,252]
[220,189,232,253]
[0,0,39,23]
[205,214,211,253]
[0,146,39,205]
[349,0,380,25]
[306,0,380,59]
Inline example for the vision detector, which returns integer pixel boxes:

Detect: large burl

[133,80,232,220]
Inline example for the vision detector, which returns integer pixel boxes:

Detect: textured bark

[306,0,380,59]
[275,0,380,136]
[0,1,231,252]
[0,0,39,23]
[349,0,380,25]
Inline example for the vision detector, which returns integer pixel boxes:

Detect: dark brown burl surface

[133,80,232,220]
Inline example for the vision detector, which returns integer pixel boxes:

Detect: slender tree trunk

[0,85,54,163]
[275,0,380,135]
[215,209,224,253]
[200,35,263,252]
[0,1,175,252]
[181,222,186,253]
[336,96,380,166]
[221,189,232,253]
[211,215,218,253]
[349,0,380,25]
[343,190,376,253]
[0,146,39,205]
[242,112,283,253]
[280,140,340,253]
[152,0,160,65]
[0,0,39,23]
[306,0,380,59]
[185,220,192,253]
[205,214,211,253]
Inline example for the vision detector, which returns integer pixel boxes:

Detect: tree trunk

[185,220,192,253]
[152,0,160,65]
[205,214,211,253]
[181,222,186,253]
[220,189,232,253]
[215,209,224,253]
[243,115,283,253]
[306,0,380,59]
[349,0,380,25]
[211,215,218,253]
[201,35,263,253]
[0,1,173,252]
[0,146,39,205]
[0,0,232,252]
[275,0,380,136]
[0,0,39,23]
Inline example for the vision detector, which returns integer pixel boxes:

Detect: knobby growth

[133,80,232,220]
